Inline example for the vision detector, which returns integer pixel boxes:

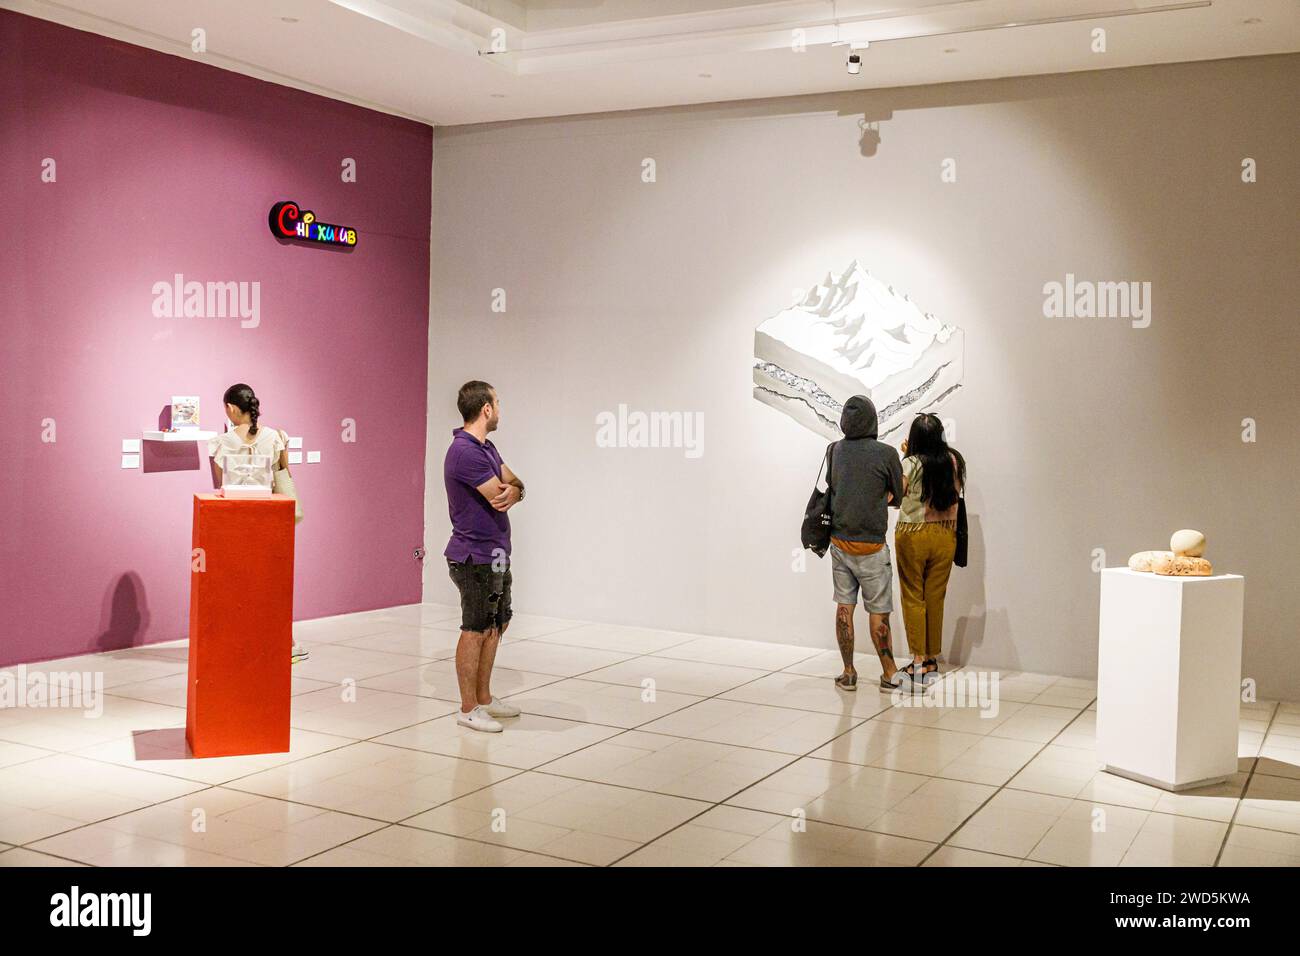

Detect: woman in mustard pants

[894,414,965,688]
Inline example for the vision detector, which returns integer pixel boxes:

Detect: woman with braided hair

[207,383,308,663]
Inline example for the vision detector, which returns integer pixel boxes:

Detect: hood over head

[839,395,878,440]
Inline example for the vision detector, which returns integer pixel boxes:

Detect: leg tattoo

[835,604,855,672]
[870,613,896,679]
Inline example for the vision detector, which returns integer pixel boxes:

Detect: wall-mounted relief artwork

[752,260,964,440]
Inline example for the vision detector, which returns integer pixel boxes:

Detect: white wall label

[122,439,141,453]
[307,450,321,463]
[121,454,140,469]
[288,451,303,465]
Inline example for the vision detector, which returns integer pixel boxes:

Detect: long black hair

[906,413,959,511]
[223,383,261,436]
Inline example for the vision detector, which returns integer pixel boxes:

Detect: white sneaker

[457,705,503,733]
[291,644,310,663]
[485,696,521,718]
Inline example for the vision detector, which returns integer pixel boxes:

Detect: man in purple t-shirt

[444,381,526,733]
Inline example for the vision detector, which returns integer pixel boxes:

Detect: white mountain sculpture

[753,260,964,439]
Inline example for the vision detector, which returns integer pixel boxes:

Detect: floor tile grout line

[454,650,843,866]
[5,628,1289,867]
[914,697,1098,866]
[328,620,591,655]
[330,619,705,661]
[16,752,558,866]
[279,634,831,867]
[343,644,713,746]
[915,695,1261,867]
[5,692,1266,868]
[7,738,1275,868]
[5,645,784,866]
[584,665,1052,865]
[707,677,1096,867]
[594,668,1044,867]
[598,702,879,867]
[13,775,602,869]
[0,844,103,866]
[1,663,1092,866]
[286,819,599,868]
[8,762,349,856]
[90,658,1099,728]
[3,730,401,854]
[359,643,929,729]
[1211,700,1279,867]
[10,781,237,860]
[342,653,814,816]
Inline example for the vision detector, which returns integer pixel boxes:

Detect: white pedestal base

[1096,567,1244,792]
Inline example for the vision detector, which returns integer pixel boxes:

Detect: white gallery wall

[423,54,1300,698]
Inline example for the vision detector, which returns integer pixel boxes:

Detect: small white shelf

[142,430,218,442]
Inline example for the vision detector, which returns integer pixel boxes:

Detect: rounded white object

[1171,529,1206,557]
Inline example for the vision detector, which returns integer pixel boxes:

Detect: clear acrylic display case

[221,451,274,498]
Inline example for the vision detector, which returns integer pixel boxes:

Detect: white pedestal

[1097,567,1244,792]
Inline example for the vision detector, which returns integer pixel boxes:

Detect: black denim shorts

[446,558,513,633]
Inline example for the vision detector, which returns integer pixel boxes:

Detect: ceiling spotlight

[846,52,861,74]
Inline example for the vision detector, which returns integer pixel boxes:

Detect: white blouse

[208,426,287,471]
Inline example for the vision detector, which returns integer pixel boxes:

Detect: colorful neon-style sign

[268,201,358,247]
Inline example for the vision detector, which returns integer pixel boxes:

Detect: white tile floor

[1,602,1297,867]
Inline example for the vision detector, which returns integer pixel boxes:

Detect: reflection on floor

[1,603,1297,867]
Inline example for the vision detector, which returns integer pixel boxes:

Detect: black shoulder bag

[954,497,969,568]
[801,443,835,558]
[951,448,969,568]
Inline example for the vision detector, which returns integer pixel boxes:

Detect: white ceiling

[4,0,1298,126]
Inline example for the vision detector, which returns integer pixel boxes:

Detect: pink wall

[0,11,433,666]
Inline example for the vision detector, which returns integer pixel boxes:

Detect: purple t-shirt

[444,428,510,564]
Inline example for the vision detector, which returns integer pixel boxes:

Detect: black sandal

[897,661,936,690]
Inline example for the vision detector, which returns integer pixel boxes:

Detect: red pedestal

[185,494,295,757]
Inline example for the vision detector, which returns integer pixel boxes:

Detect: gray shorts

[830,543,894,614]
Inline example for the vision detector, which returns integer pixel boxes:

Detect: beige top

[898,453,962,524]
[208,426,286,471]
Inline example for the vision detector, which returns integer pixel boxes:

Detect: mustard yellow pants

[895,522,957,658]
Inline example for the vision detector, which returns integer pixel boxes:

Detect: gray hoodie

[828,395,904,544]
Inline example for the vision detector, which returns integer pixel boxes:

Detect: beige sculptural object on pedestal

[1128,529,1213,576]
[1151,553,1213,575]
[1155,529,1212,575]
[1128,550,1172,572]
[1170,529,1206,557]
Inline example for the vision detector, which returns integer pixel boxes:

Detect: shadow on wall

[95,573,150,652]
[944,512,1017,671]
[857,112,893,156]
[142,442,201,474]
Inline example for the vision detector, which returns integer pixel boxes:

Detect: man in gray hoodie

[827,395,904,692]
